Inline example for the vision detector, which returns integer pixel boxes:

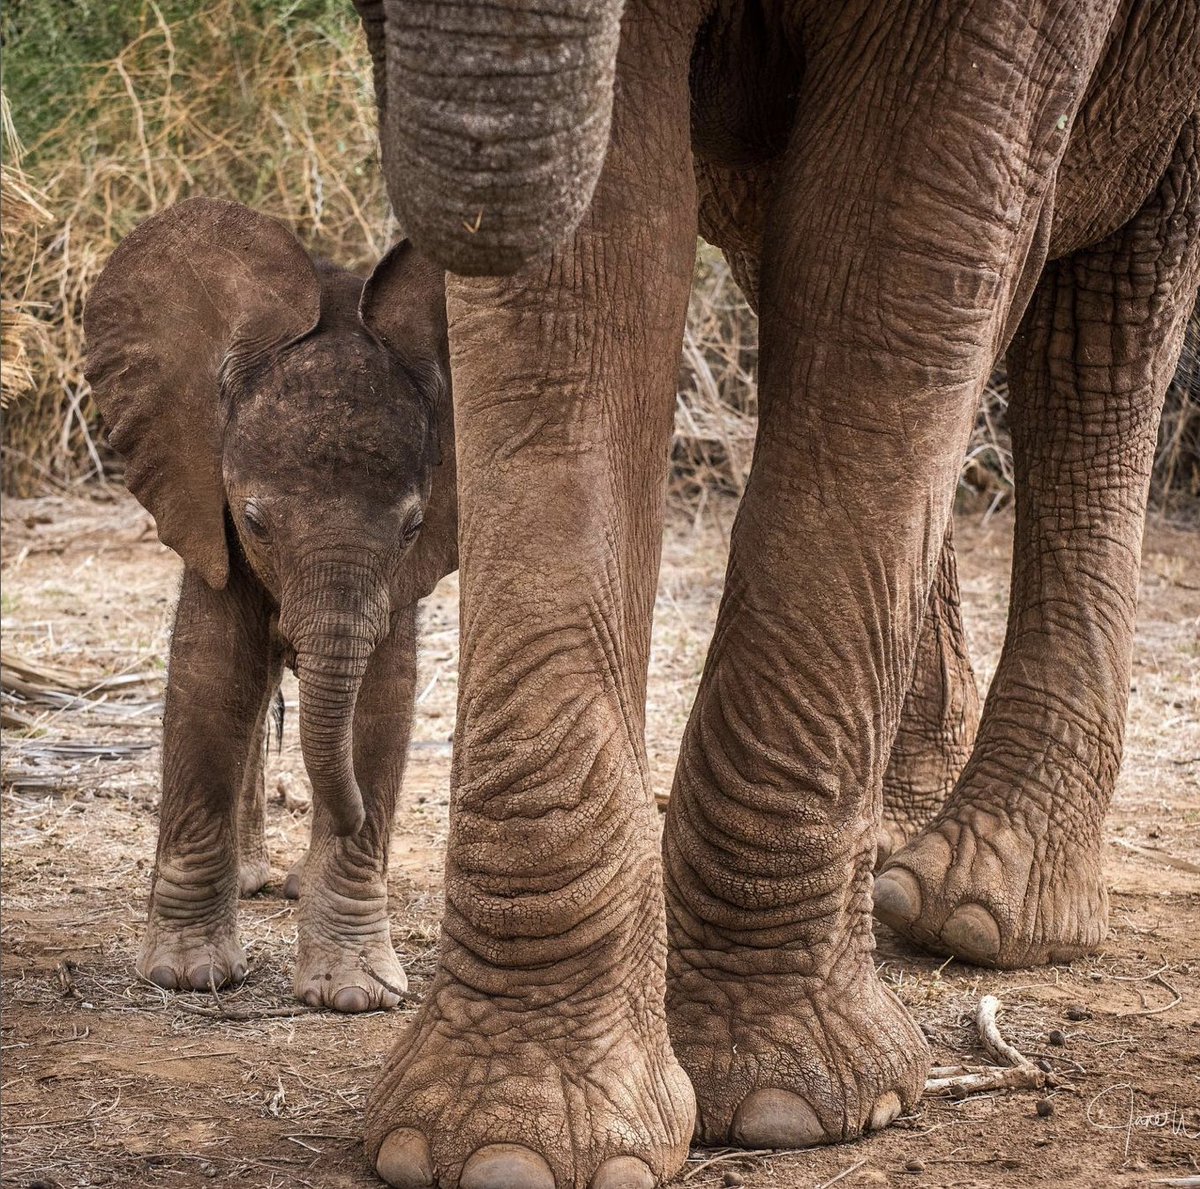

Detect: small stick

[925,993,1052,1099]
[1117,972,1182,1018]
[976,995,1028,1068]
[815,1158,869,1189]
[926,1065,1046,1097]
[174,1001,319,1021]
[681,1150,773,1181]
[361,964,416,1003]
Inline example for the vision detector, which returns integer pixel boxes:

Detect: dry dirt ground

[2,489,1198,1189]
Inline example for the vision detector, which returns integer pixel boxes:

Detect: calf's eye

[243,500,270,542]
[402,514,423,546]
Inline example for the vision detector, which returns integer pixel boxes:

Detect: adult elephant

[353,1,1200,1186]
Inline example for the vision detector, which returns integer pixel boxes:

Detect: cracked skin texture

[359,0,1196,1184]
[84,201,456,1014]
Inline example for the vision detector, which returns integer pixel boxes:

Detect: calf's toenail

[872,868,921,926]
[731,1088,825,1148]
[939,903,1001,961]
[283,873,301,900]
[147,966,177,989]
[590,1155,655,1189]
[332,986,369,1013]
[376,1128,434,1188]
[869,1091,901,1130]
[460,1143,555,1189]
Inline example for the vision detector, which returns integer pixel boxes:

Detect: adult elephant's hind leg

[366,11,699,1188]
[879,525,980,866]
[875,117,1200,968]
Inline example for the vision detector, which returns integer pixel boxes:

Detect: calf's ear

[359,242,458,604]
[84,198,321,588]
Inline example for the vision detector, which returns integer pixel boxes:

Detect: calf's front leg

[293,605,415,1012]
[138,565,273,990]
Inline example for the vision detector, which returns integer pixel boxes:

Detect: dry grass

[2,1,1197,509]
[1,0,391,495]
[1,94,54,415]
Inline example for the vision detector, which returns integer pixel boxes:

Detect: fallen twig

[925,994,1052,1099]
[976,994,1028,1068]
[361,963,417,1003]
[815,1158,868,1189]
[681,1148,772,1181]
[173,1001,319,1021]
[1112,837,1200,876]
[1115,972,1182,1018]
[925,1064,1047,1097]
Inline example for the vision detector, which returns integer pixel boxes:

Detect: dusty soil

[2,489,1198,1189]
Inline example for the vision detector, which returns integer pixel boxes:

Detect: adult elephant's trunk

[282,559,390,837]
[355,0,624,275]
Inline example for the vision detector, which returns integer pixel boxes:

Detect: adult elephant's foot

[283,855,304,900]
[875,813,919,870]
[873,800,1108,967]
[237,856,271,898]
[667,951,927,1147]
[294,928,406,1013]
[294,843,405,1012]
[366,972,695,1189]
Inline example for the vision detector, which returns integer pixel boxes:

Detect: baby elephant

[85,198,455,1011]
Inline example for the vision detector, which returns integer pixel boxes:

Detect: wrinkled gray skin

[353,2,1199,1186]
[84,198,455,1012]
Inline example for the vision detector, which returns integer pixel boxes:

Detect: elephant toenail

[283,873,301,900]
[331,986,369,1013]
[872,868,922,927]
[460,1143,555,1189]
[590,1155,655,1189]
[187,965,217,991]
[376,1128,434,1188]
[868,1091,902,1131]
[731,1088,826,1148]
[302,988,321,1008]
[940,903,1002,962]
[147,966,177,989]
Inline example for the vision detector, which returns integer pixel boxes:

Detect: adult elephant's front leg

[664,2,1111,1148]
[365,15,699,1189]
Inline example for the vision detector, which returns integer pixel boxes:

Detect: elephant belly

[1050,0,1200,260]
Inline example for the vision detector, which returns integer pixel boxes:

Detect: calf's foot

[874,798,1107,967]
[295,843,405,1012]
[367,963,695,1189]
[137,871,245,991]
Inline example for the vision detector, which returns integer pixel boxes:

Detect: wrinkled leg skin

[294,606,415,1011]
[664,4,1115,1148]
[875,118,1200,968]
[137,566,274,991]
[879,528,981,866]
[365,10,701,1188]
[236,668,283,897]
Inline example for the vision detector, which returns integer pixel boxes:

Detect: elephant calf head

[84,198,455,835]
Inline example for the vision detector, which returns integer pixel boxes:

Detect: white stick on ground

[924,994,1051,1098]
